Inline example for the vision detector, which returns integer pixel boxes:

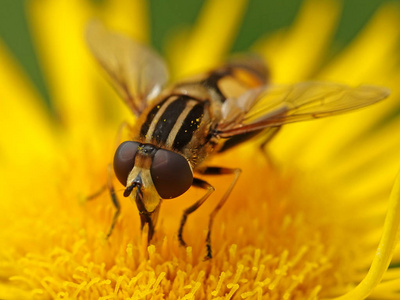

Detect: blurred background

[0,0,396,111]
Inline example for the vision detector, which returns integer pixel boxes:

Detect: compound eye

[113,141,140,185]
[151,149,193,199]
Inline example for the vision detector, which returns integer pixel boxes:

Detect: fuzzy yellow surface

[1,0,400,299]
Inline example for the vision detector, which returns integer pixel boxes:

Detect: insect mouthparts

[124,182,139,197]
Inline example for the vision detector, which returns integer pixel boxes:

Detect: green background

[0,0,396,111]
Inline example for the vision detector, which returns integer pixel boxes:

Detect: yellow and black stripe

[139,95,205,152]
[139,61,267,154]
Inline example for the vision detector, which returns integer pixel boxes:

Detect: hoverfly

[86,21,389,259]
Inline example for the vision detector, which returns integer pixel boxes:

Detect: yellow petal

[327,116,400,199]
[95,0,149,43]
[321,2,400,84]
[0,41,56,166]
[27,0,98,134]
[255,0,341,83]
[271,64,399,171]
[266,2,400,169]
[169,0,248,78]
[329,170,400,300]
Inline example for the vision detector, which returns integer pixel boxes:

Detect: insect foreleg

[178,178,215,248]
[86,122,132,216]
[106,164,121,239]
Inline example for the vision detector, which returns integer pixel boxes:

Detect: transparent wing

[217,81,390,138]
[86,21,169,116]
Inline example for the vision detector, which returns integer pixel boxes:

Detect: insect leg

[86,122,131,202]
[257,126,281,168]
[106,164,121,239]
[86,185,107,201]
[217,130,261,153]
[105,121,134,237]
[178,178,215,247]
[201,167,242,259]
[114,121,133,148]
[259,126,281,151]
[102,122,135,237]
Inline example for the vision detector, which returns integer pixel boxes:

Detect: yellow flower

[1,0,400,299]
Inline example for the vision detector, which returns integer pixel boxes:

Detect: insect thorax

[134,93,214,167]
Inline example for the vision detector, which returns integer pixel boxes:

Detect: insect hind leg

[202,167,241,259]
[258,126,281,152]
[257,126,281,168]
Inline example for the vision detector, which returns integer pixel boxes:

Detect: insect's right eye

[113,141,140,185]
[150,149,193,199]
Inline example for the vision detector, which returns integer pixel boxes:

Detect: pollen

[1,0,400,299]
[4,144,397,299]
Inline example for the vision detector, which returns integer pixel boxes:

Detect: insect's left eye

[150,149,193,199]
[114,141,140,185]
